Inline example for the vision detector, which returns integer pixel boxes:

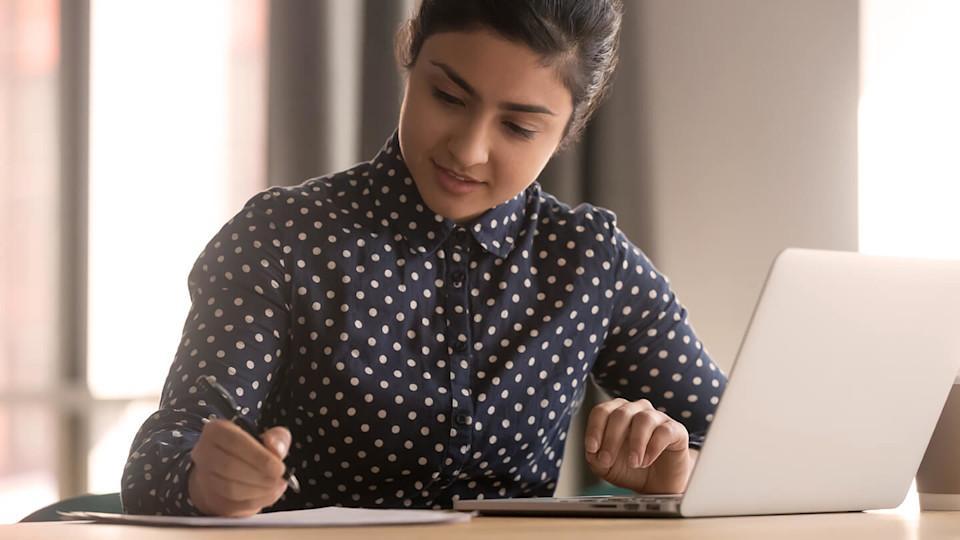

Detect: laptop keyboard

[565,494,682,503]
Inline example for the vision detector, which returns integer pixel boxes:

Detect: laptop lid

[680,248,960,517]
[454,249,960,518]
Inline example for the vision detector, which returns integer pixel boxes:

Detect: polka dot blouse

[122,130,727,515]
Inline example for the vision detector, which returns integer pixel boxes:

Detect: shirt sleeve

[121,191,292,515]
[590,211,727,449]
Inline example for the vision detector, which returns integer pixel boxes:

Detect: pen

[196,374,301,494]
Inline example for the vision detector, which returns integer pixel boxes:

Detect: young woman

[122,0,726,517]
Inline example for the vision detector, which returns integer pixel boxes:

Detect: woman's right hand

[187,419,292,517]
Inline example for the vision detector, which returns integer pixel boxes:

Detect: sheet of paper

[58,507,473,528]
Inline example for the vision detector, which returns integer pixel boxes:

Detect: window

[86,0,267,496]
[859,0,960,259]
[0,0,62,523]
[0,0,266,523]
[858,0,960,516]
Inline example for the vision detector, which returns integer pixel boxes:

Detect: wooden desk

[4,511,960,540]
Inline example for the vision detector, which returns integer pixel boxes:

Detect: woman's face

[398,30,574,224]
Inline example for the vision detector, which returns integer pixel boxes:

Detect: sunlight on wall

[0,470,57,524]
[87,401,158,494]
[85,0,266,496]
[88,0,236,399]
[859,0,960,259]
[859,0,960,517]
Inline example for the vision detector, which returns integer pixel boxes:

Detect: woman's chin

[426,199,484,225]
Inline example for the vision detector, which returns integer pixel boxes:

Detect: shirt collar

[365,129,530,259]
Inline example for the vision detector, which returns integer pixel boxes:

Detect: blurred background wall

[1,0,957,523]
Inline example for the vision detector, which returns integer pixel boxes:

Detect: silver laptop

[455,248,960,518]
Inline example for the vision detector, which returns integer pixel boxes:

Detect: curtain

[268,0,414,186]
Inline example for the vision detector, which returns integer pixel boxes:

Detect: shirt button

[451,271,465,287]
[453,341,467,352]
[455,413,471,426]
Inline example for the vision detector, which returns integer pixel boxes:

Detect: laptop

[455,248,960,518]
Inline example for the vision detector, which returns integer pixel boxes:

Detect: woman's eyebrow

[429,61,556,116]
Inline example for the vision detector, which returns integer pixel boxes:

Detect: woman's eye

[431,88,463,106]
[506,123,536,141]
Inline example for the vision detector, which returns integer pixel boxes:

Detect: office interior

[0,0,958,525]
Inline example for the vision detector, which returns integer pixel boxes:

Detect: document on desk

[58,507,473,528]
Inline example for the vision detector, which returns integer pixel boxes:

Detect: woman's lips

[432,161,485,195]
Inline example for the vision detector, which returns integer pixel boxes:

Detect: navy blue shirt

[122,130,726,515]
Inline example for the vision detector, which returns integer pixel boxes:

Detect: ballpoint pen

[196,374,301,494]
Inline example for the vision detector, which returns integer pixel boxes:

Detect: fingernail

[275,440,287,456]
[585,438,599,453]
[629,453,640,469]
[599,451,612,467]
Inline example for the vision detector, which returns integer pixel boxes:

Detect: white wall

[630,0,860,372]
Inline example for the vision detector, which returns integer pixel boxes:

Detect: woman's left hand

[584,398,696,494]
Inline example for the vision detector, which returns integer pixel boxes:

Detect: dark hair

[396,0,623,147]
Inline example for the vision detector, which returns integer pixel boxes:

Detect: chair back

[19,492,122,522]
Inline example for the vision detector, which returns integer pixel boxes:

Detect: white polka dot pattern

[121,130,726,515]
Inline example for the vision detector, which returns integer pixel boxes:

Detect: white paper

[58,507,473,528]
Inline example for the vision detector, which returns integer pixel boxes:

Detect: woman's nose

[446,121,490,169]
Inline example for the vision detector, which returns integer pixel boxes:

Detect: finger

[193,433,283,488]
[192,451,281,490]
[642,421,689,468]
[200,486,279,518]
[624,409,672,468]
[584,398,629,454]
[260,426,292,459]
[204,420,287,479]
[205,470,279,504]
[597,401,654,469]
[197,468,288,511]
[193,439,280,488]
